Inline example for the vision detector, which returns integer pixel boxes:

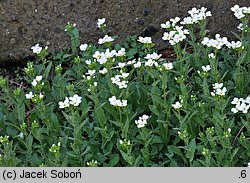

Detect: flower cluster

[178,130,188,140]
[83,69,96,81]
[98,35,114,45]
[231,5,250,19]
[31,75,44,87]
[80,43,88,51]
[111,72,129,89]
[59,94,82,109]
[202,34,228,49]
[161,17,181,29]
[223,128,231,138]
[31,44,48,54]
[108,96,127,107]
[119,139,132,152]
[0,135,9,144]
[135,115,149,128]
[97,18,106,28]
[99,67,108,74]
[226,41,244,49]
[172,100,183,109]
[201,148,209,156]
[25,92,44,102]
[231,96,250,114]
[49,142,61,156]
[162,26,189,45]
[25,76,45,102]
[144,52,162,67]
[208,53,215,59]
[162,62,174,70]
[180,7,212,25]
[138,36,152,44]
[197,65,211,77]
[93,48,126,65]
[211,83,227,96]
[86,160,98,167]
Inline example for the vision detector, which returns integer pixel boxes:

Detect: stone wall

[0,0,249,64]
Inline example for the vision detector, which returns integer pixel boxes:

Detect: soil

[0,0,249,65]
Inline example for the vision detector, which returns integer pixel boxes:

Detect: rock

[0,0,249,64]
[143,8,151,16]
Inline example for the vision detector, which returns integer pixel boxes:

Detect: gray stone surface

[0,0,249,64]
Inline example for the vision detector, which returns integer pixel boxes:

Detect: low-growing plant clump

[0,5,249,167]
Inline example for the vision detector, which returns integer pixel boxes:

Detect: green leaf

[62,111,75,125]
[108,154,120,167]
[168,145,187,163]
[120,151,134,166]
[44,61,53,80]
[17,103,25,122]
[186,138,196,163]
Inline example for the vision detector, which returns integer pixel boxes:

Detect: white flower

[163,62,173,70]
[99,68,108,74]
[87,70,96,76]
[145,59,158,67]
[118,62,126,68]
[135,114,149,128]
[105,49,117,59]
[69,94,82,107]
[138,36,152,44]
[25,91,34,99]
[39,93,44,99]
[59,97,70,109]
[245,96,250,104]
[31,44,43,54]
[215,87,227,96]
[80,44,88,51]
[202,35,229,50]
[98,35,114,44]
[145,52,162,60]
[31,79,38,87]
[121,72,129,79]
[18,132,24,139]
[127,59,136,65]
[248,162,250,167]
[111,75,121,85]
[213,83,223,89]
[117,80,128,89]
[170,17,181,25]
[116,48,126,57]
[208,53,215,59]
[172,101,182,109]
[36,76,43,82]
[93,51,102,59]
[162,27,189,45]
[231,5,250,19]
[231,97,240,105]
[231,108,238,113]
[201,65,211,72]
[161,21,171,29]
[180,17,194,25]
[134,61,142,68]
[108,96,127,107]
[97,18,106,28]
[231,96,250,114]
[181,7,211,25]
[85,60,92,65]
[237,23,243,30]
[226,41,243,49]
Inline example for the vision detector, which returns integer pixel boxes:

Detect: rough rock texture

[0,0,249,64]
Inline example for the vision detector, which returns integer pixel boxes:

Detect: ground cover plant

[0,5,250,167]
